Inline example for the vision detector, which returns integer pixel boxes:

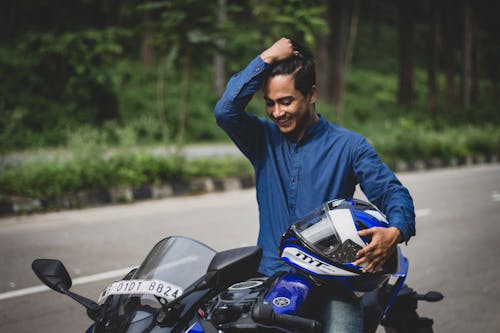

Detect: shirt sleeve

[214,56,270,163]
[353,137,416,242]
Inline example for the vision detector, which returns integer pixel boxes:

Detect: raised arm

[259,37,296,63]
[214,38,296,162]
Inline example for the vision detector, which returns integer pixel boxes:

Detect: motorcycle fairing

[93,236,217,333]
[185,322,204,333]
[264,272,312,315]
[382,248,408,315]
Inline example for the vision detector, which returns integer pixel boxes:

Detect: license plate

[98,279,183,304]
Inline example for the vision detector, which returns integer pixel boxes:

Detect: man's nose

[272,105,285,118]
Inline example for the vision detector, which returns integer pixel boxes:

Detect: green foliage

[185,157,253,179]
[367,122,500,166]
[140,0,217,57]
[0,153,253,201]
[0,28,132,149]
[1,0,498,191]
[250,0,327,46]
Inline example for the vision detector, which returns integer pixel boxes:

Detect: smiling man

[263,65,318,140]
[214,38,415,332]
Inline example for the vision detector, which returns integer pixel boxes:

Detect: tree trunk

[157,56,170,148]
[427,0,441,115]
[328,0,348,109]
[346,0,359,72]
[316,33,330,101]
[492,79,498,108]
[336,0,360,125]
[461,0,473,108]
[176,52,191,149]
[442,0,456,107]
[213,0,227,96]
[398,0,416,107]
[141,11,155,66]
[370,0,380,60]
[471,18,479,105]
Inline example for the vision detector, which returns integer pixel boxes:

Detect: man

[214,38,415,332]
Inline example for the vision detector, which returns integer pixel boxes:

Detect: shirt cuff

[388,210,415,243]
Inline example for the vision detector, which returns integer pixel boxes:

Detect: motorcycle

[32,201,443,333]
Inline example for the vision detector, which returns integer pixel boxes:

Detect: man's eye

[265,100,274,107]
[281,100,292,106]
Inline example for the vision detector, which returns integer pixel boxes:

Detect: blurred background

[0,0,499,209]
[0,2,499,332]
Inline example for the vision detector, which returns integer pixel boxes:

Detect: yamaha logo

[272,297,291,307]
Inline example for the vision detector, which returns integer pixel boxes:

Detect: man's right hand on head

[260,38,295,64]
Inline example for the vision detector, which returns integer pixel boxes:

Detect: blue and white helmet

[279,198,399,292]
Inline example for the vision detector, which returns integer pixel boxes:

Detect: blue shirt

[214,56,415,276]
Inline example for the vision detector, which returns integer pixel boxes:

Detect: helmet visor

[293,204,362,263]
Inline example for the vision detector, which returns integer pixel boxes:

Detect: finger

[354,248,375,266]
[359,241,377,256]
[372,262,383,272]
[358,228,373,237]
[362,260,376,273]
[354,248,371,264]
[372,256,388,272]
[353,256,366,266]
[366,256,385,272]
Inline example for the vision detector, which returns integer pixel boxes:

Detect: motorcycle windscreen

[95,236,216,333]
[133,236,216,289]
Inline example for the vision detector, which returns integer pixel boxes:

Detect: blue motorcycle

[32,199,442,332]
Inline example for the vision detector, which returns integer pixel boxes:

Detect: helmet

[279,198,399,293]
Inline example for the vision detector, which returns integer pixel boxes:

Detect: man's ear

[308,85,317,104]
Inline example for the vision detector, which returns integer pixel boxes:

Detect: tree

[213,0,227,96]
[460,0,473,108]
[249,0,326,50]
[441,0,457,107]
[140,10,155,66]
[427,0,441,115]
[397,0,416,107]
[327,0,349,109]
[141,0,218,149]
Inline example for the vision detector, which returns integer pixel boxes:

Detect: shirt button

[255,67,261,72]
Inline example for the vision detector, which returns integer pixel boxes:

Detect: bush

[0,153,253,201]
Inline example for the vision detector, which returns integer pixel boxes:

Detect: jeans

[321,296,364,333]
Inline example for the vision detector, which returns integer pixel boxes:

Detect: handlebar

[252,301,322,333]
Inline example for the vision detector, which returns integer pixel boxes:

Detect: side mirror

[32,258,100,316]
[32,259,72,293]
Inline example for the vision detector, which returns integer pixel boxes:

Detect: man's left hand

[354,227,403,273]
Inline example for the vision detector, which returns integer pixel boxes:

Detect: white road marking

[415,208,432,218]
[1,205,434,303]
[0,266,136,301]
[0,256,200,301]
[492,191,500,202]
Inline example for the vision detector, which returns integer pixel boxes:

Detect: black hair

[263,40,316,98]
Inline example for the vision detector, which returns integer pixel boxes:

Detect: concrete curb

[0,175,256,216]
[1,155,498,216]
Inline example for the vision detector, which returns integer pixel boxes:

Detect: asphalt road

[0,164,499,332]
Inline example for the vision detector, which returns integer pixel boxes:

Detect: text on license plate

[98,279,183,304]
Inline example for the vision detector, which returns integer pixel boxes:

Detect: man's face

[264,74,317,140]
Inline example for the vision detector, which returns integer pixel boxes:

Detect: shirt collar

[288,114,327,144]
